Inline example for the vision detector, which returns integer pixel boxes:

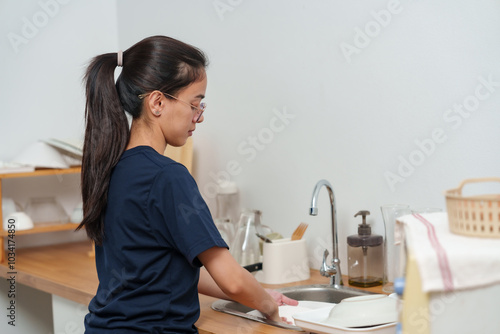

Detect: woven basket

[445,178,500,238]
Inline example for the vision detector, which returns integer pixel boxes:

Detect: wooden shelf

[0,166,81,179]
[0,167,82,263]
[0,222,80,237]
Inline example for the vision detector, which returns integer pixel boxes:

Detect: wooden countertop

[0,241,384,333]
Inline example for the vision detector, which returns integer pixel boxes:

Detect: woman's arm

[198,267,230,300]
[198,247,281,322]
[198,268,298,306]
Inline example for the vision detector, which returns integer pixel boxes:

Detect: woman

[78,35,296,333]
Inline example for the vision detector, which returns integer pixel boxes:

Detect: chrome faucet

[309,179,343,287]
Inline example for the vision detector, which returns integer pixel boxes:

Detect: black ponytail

[77,36,208,245]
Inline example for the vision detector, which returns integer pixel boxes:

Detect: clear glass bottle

[347,210,384,287]
[230,209,261,266]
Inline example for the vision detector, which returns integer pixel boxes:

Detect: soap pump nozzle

[354,210,371,234]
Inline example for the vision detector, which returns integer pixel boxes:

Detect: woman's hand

[265,289,299,324]
[265,289,299,306]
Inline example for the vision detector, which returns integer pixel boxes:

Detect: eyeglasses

[138,91,206,122]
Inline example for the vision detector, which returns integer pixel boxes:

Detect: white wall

[116,0,500,271]
[0,0,118,160]
[52,294,87,334]
[1,0,500,275]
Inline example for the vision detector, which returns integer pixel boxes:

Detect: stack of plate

[292,294,397,334]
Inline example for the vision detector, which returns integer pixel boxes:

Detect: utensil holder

[261,238,310,284]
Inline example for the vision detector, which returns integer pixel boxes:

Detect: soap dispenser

[347,210,384,287]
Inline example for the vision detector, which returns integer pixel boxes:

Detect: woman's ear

[146,91,164,117]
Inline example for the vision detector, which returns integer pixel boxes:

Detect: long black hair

[77,36,208,245]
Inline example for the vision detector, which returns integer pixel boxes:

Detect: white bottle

[214,181,239,244]
[215,181,239,225]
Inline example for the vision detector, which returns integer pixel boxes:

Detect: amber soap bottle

[347,210,384,287]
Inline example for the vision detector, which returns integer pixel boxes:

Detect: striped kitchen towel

[397,212,500,292]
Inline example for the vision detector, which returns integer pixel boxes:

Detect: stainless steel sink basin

[276,284,373,303]
[211,284,374,331]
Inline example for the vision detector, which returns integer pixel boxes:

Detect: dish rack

[445,177,500,238]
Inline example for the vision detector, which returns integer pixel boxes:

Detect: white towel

[397,212,500,292]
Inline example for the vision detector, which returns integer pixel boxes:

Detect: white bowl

[3,212,34,231]
[324,294,397,328]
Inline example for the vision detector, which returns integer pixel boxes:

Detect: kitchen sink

[276,284,373,303]
[211,284,375,331]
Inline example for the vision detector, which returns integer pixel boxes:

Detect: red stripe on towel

[413,213,454,291]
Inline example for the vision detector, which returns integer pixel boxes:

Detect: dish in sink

[247,300,335,324]
[293,306,396,334]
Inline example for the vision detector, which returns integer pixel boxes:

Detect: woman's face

[161,74,207,147]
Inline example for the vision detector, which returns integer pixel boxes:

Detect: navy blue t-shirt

[84,146,227,334]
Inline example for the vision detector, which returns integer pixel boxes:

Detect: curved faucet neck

[309,179,342,286]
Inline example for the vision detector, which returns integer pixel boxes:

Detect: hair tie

[117,50,123,67]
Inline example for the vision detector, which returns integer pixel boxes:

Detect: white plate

[12,141,69,169]
[247,301,335,325]
[42,138,83,157]
[293,306,397,334]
